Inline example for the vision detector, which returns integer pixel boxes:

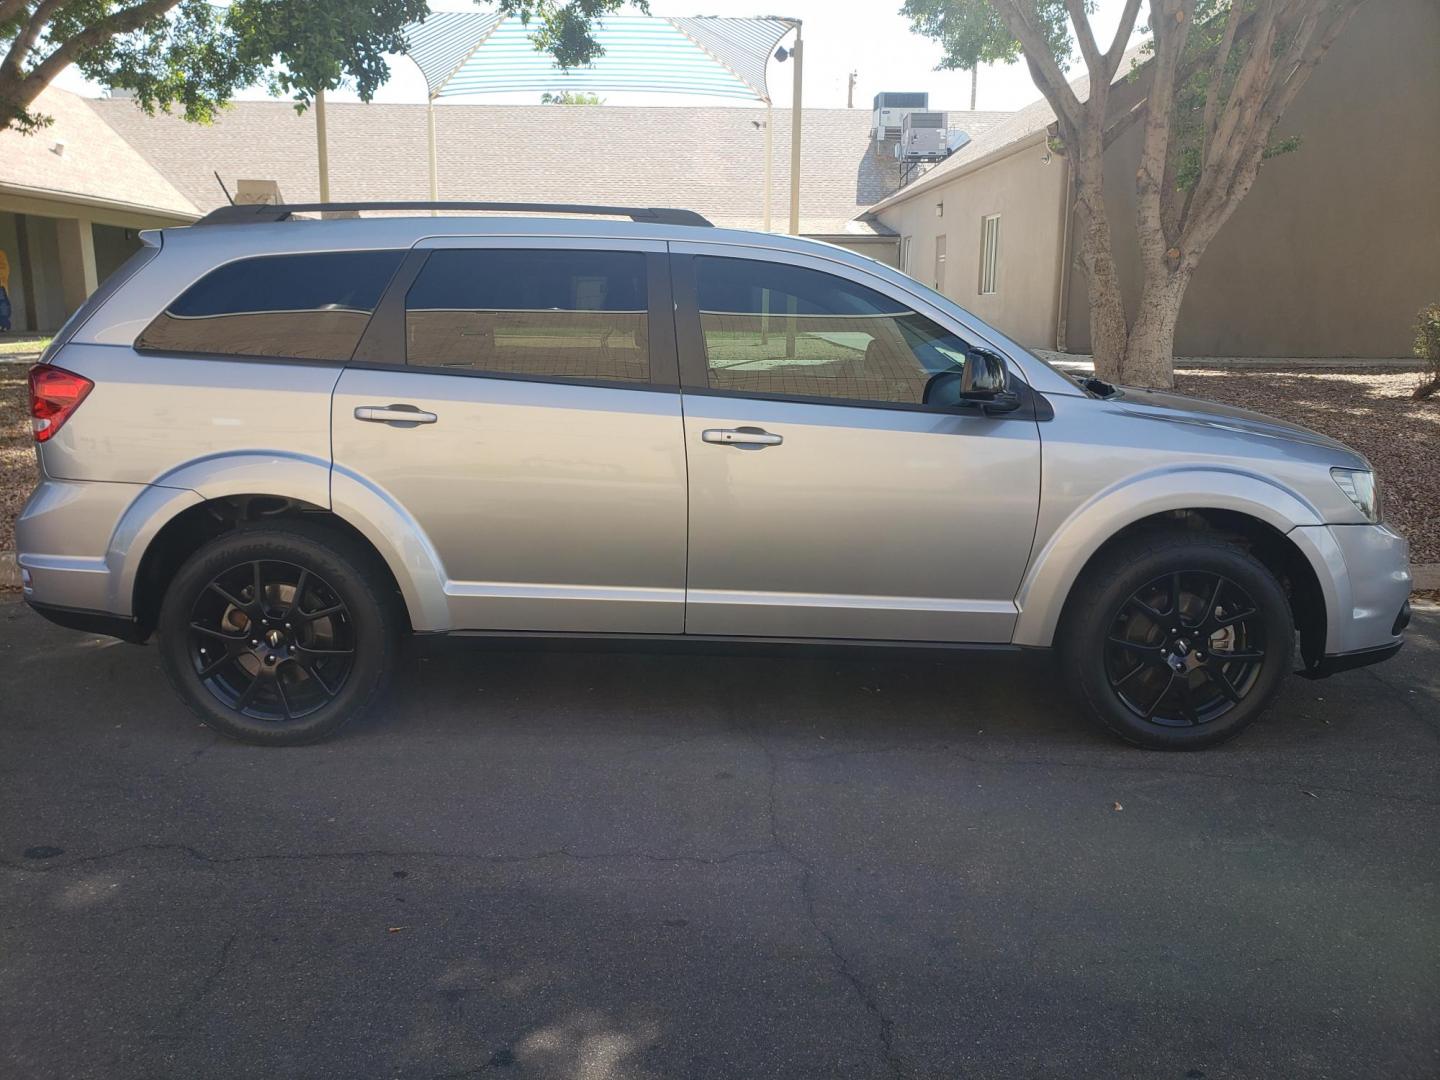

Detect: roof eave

[0,180,199,223]
[863,128,1051,217]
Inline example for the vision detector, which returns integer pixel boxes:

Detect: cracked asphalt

[1,598,1438,1080]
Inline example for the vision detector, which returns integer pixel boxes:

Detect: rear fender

[136,453,450,631]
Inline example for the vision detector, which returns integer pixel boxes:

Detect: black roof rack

[193,202,712,228]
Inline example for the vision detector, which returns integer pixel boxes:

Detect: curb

[2,552,1436,596]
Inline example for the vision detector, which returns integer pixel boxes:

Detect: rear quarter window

[136,250,404,361]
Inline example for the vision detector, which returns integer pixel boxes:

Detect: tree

[1,0,640,135]
[903,0,1029,110]
[540,90,604,104]
[904,1,1365,388]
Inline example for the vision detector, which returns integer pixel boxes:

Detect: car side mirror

[958,349,1022,413]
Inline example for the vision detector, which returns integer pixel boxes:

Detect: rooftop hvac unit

[900,111,948,162]
[873,91,929,140]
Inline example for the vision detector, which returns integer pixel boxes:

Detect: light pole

[772,24,804,237]
[788,24,803,236]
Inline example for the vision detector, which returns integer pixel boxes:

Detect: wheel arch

[120,456,451,637]
[129,495,419,638]
[1014,471,1334,662]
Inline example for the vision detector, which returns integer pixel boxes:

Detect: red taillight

[28,364,94,443]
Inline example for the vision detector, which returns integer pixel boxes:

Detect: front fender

[1012,467,1328,648]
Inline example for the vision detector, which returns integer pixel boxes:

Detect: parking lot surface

[2,599,1437,1079]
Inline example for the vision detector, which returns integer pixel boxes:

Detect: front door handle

[354,404,438,426]
[701,427,783,448]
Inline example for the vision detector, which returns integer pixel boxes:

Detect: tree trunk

[1121,271,1190,389]
[1071,151,1130,383]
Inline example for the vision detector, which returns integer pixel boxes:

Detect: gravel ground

[1175,368,1439,563]
[0,365,1435,561]
[0,368,30,554]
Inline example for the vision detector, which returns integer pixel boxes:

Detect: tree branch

[1136,0,1194,261]
[1257,0,1362,130]
[1199,0,1244,166]
[2,0,69,83]
[17,0,180,101]
[990,0,1083,128]
[0,0,34,30]
[1066,0,1104,75]
[1103,0,1144,77]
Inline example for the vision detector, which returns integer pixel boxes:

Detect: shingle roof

[90,97,1009,235]
[866,46,1148,214]
[0,86,197,218]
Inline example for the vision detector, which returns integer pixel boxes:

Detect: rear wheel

[157,523,397,745]
[1059,531,1294,750]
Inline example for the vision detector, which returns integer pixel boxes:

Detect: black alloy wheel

[1059,530,1295,750]
[1104,571,1266,728]
[187,559,356,722]
[158,523,396,745]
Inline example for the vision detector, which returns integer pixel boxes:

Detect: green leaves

[900,0,1068,72]
[498,0,646,70]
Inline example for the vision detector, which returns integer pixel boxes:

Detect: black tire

[157,521,398,746]
[1058,530,1294,750]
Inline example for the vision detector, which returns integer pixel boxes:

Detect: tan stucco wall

[1067,0,1440,357]
[875,137,1068,348]
[819,235,902,269]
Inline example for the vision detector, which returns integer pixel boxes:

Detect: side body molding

[1011,467,1333,648]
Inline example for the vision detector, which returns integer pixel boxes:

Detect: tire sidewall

[157,525,395,746]
[1063,538,1295,750]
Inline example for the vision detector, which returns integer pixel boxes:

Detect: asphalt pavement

[1,598,1437,1080]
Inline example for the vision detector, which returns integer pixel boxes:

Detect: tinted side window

[136,251,403,361]
[405,249,649,383]
[694,256,972,405]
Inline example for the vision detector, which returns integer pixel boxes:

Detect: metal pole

[427,97,439,215]
[788,26,803,236]
[315,88,330,203]
[763,103,773,232]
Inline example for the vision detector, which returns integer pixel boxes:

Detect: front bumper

[1290,522,1410,677]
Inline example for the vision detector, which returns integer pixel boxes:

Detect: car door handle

[701,427,783,447]
[354,404,438,426]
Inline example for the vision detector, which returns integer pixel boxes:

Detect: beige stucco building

[869,0,1440,358]
[0,89,197,332]
[5,1,1436,357]
[7,88,998,331]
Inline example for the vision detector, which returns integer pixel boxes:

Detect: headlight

[1331,467,1381,523]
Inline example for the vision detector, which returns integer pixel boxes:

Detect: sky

[54,0,1147,114]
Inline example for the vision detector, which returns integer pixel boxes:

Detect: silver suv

[16,202,1412,749]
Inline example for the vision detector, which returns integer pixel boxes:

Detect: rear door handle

[354,404,438,426]
[701,427,783,448]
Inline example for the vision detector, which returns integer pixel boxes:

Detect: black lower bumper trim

[1299,639,1403,680]
[25,601,146,644]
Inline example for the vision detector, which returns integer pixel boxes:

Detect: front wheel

[1059,531,1295,750]
[157,523,398,745]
